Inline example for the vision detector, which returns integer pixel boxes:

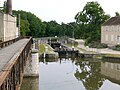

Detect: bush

[113,44,120,51]
[88,42,107,48]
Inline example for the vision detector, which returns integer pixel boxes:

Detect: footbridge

[0,37,33,90]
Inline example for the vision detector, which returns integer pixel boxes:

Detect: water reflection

[21,58,120,90]
[101,61,120,84]
[74,59,105,90]
[39,58,83,90]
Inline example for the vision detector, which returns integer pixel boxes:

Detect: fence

[0,37,32,90]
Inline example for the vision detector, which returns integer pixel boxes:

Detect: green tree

[43,21,62,37]
[61,22,67,36]
[0,1,6,12]
[20,19,30,36]
[3,1,7,13]
[115,12,120,16]
[75,1,110,45]
[74,59,105,90]
[13,10,45,37]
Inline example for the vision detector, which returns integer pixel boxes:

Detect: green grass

[104,54,120,58]
[67,41,78,47]
[39,44,45,54]
[39,44,54,54]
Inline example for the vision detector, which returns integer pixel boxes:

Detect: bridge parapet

[0,37,32,90]
[0,37,22,48]
[0,36,32,49]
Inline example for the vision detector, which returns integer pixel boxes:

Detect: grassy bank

[67,41,78,48]
[103,54,120,58]
[39,44,54,54]
[39,44,45,54]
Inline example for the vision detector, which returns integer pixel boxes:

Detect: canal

[21,58,120,90]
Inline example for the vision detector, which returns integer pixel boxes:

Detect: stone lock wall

[24,49,39,77]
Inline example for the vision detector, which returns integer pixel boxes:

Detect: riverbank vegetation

[7,1,119,46]
[113,45,120,51]
[39,44,45,54]
[88,42,108,48]
[103,54,120,58]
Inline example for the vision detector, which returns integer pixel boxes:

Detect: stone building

[101,16,120,46]
[0,12,18,41]
[0,0,18,42]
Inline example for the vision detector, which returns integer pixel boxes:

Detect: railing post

[12,66,16,90]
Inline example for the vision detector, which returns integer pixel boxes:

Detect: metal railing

[0,37,32,90]
[0,37,22,48]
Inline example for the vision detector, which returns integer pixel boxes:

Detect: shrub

[88,42,107,48]
[113,44,120,51]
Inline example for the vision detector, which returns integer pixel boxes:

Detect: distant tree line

[13,10,45,38]
[13,10,83,39]
[2,1,120,45]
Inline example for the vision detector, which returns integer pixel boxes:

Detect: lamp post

[45,46,48,53]
[72,29,74,51]
[18,14,20,37]
[43,45,48,59]
[72,45,74,51]
[70,24,74,51]
[49,38,51,46]
[60,45,61,51]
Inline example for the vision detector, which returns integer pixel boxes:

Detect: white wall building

[101,16,120,46]
[0,12,18,42]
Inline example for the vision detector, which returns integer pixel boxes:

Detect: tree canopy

[13,10,45,37]
[10,1,119,46]
[115,12,120,16]
[74,59,105,90]
[75,1,110,45]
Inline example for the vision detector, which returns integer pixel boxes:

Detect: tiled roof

[102,16,120,26]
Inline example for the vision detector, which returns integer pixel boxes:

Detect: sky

[0,0,120,24]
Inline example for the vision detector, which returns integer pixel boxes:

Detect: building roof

[102,16,120,26]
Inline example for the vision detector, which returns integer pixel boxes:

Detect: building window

[117,35,120,42]
[105,35,108,41]
[105,26,108,31]
[111,35,114,41]
[117,64,120,70]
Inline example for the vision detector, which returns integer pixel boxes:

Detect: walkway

[0,38,29,72]
[76,39,120,55]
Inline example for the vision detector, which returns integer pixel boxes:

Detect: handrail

[0,37,23,48]
[0,37,32,90]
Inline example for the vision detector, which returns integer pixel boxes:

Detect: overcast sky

[0,0,120,24]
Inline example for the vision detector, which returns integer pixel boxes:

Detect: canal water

[21,58,120,90]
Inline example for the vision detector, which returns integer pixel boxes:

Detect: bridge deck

[0,39,29,72]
